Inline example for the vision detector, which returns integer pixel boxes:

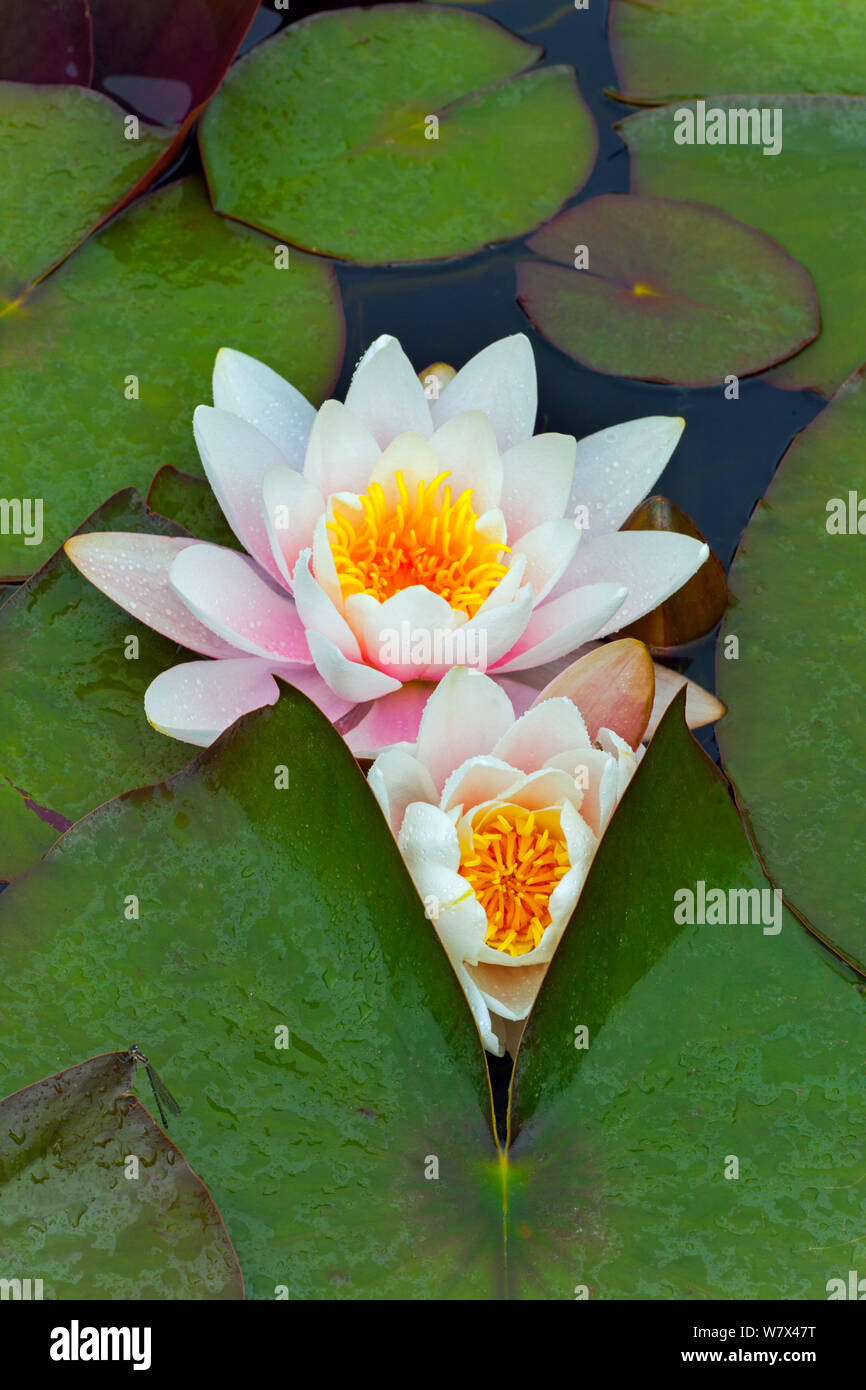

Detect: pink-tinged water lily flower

[368,665,642,1056]
[64,334,710,754]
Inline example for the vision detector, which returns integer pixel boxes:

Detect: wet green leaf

[0,82,173,299]
[0,177,344,577]
[620,98,866,395]
[0,690,862,1297]
[0,490,203,882]
[199,4,597,264]
[509,698,866,1298]
[147,467,239,551]
[717,367,866,975]
[610,0,866,102]
[517,194,818,386]
[0,1050,243,1298]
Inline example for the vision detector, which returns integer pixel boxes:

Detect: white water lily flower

[368,666,642,1056]
[64,333,708,753]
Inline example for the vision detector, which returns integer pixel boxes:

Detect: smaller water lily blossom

[368,665,642,1056]
[63,332,711,754]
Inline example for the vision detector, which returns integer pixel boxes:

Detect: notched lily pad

[620,497,728,651]
[199,4,597,264]
[517,193,819,386]
[0,177,344,575]
[620,97,866,395]
[147,467,240,551]
[0,1050,243,1299]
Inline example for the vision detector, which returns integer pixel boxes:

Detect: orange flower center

[326,469,508,618]
[460,806,570,957]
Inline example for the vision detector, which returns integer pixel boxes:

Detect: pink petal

[193,404,292,585]
[64,533,242,659]
[431,335,537,452]
[344,335,433,446]
[491,698,590,771]
[292,550,362,660]
[212,347,315,466]
[367,748,438,836]
[511,519,580,603]
[345,586,461,680]
[492,584,628,673]
[343,681,433,757]
[262,466,325,590]
[415,668,515,791]
[169,543,312,663]
[144,657,280,746]
[270,664,355,724]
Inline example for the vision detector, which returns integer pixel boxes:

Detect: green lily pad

[0,1050,243,1299]
[0,176,344,577]
[198,4,597,264]
[0,82,174,300]
[620,97,866,395]
[610,0,866,102]
[0,687,862,1298]
[89,0,260,125]
[0,1,92,84]
[717,367,866,976]
[0,490,205,883]
[516,194,818,386]
[147,467,239,552]
[510,700,866,1298]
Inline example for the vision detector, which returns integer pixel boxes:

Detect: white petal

[302,399,382,495]
[428,410,503,512]
[491,584,628,673]
[306,630,402,700]
[569,416,685,535]
[262,466,325,589]
[367,750,438,836]
[542,747,618,836]
[440,756,522,815]
[402,859,488,967]
[346,586,460,680]
[292,549,362,659]
[193,404,291,584]
[212,347,316,465]
[500,433,576,539]
[415,667,515,791]
[456,961,503,1056]
[398,800,462,872]
[511,519,581,603]
[344,335,433,445]
[598,726,643,800]
[455,586,534,674]
[550,532,709,636]
[431,335,537,451]
[144,657,280,747]
[465,961,548,1023]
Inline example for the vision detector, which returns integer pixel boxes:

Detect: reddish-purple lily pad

[517,193,819,386]
[0,1051,244,1298]
[89,0,260,125]
[0,0,93,85]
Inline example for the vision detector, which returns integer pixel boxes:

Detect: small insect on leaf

[127,1044,182,1129]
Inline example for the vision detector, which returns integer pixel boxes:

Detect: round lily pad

[0,177,344,577]
[620,97,866,395]
[199,4,597,264]
[516,194,819,386]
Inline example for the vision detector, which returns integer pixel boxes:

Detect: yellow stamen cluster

[327,469,508,618]
[460,807,570,957]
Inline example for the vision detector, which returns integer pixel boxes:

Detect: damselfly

[128,1045,182,1128]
